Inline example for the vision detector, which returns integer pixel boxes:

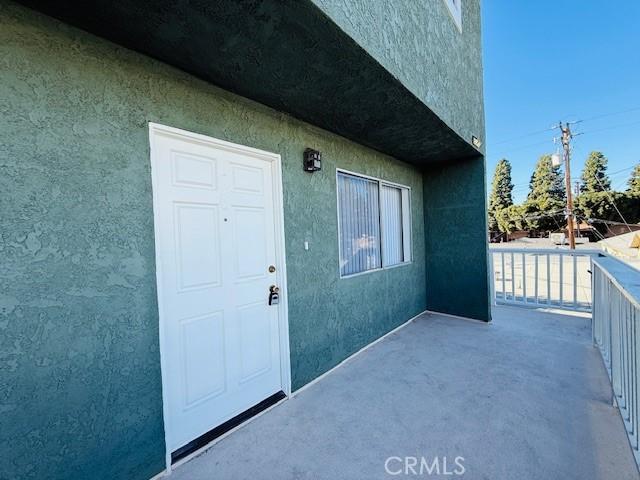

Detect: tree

[495,204,526,236]
[574,191,616,227]
[523,154,565,233]
[580,151,610,193]
[628,163,640,196]
[574,191,640,236]
[488,159,514,232]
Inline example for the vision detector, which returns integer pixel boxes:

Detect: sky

[482,1,640,203]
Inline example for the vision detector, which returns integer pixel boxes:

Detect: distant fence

[592,256,640,468]
[489,248,603,312]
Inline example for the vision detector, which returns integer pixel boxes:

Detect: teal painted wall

[0,4,426,478]
[311,0,485,151]
[17,0,482,165]
[313,0,490,322]
[423,156,491,322]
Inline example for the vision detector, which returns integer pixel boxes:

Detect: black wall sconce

[303,148,322,172]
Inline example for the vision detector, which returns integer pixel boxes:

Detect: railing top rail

[592,256,640,310]
[489,247,604,256]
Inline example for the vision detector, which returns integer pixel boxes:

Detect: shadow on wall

[423,155,490,322]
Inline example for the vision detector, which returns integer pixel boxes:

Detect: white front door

[149,124,287,453]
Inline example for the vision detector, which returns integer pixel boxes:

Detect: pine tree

[495,204,525,235]
[523,154,565,232]
[488,159,514,232]
[580,151,610,192]
[628,163,640,195]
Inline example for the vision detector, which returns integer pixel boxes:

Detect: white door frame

[148,122,291,474]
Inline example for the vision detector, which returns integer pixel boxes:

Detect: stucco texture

[0,4,426,479]
[423,156,490,322]
[312,0,490,322]
[312,0,485,150]
[17,0,480,165]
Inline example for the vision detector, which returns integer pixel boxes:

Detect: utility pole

[574,181,581,238]
[559,122,576,249]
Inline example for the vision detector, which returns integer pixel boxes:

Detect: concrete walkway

[169,306,638,480]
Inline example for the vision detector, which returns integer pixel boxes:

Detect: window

[443,0,462,31]
[337,170,411,277]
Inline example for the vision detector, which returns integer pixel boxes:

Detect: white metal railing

[489,248,603,312]
[592,256,640,467]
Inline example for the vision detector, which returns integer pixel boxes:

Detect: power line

[493,165,601,192]
[575,215,607,241]
[491,105,640,147]
[572,142,634,234]
[595,176,632,233]
[492,126,556,146]
[589,217,640,227]
[590,172,634,234]
[579,105,640,123]
[493,139,554,158]
[608,166,636,177]
[498,164,638,204]
[575,119,640,137]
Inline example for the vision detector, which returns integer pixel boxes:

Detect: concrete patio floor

[169,306,638,480]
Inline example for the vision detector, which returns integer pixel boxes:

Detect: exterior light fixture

[472,136,482,149]
[303,148,322,172]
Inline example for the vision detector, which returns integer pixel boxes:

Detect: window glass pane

[443,0,462,30]
[381,184,403,266]
[338,173,381,276]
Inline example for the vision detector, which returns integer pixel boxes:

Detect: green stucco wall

[423,156,491,322]
[0,4,426,478]
[311,0,485,151]
[17,0,480,165]
[312,0,490,322]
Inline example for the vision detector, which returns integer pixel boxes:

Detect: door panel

[238,301,273,382]
[233,207,268,281]
[174,203,222,291]
[180,311,226,407]
[151,127,284,452]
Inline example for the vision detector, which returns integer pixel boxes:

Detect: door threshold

[171,391,286,464]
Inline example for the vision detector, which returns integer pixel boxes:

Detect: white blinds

[337,173,381,276]
[337,171,410,277]
[380,184,403,266]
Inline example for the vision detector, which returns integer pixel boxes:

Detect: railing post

[534,254,539,305]
[573,254,578,309]
[559,253,564,306]
[488,247,602,313]
[501,252,506,302]
[511,252,515,301]
[489,250,496,305]
[522,252,527,304]
[547,253,551,306]
[592,255,640,472]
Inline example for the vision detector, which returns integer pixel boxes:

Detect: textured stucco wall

[0,4,426,479]
[423,156,490,322]
[17,0,481,165]
[312,0,485,150]
[313,0,490,322]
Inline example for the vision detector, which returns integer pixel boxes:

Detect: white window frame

[336,168,412,279]
[443,0,462,32]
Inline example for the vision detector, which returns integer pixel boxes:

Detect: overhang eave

[19,0,481,165]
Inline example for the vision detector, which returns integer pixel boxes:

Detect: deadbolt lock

[268,265,276,273]
[268,285,280,306]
